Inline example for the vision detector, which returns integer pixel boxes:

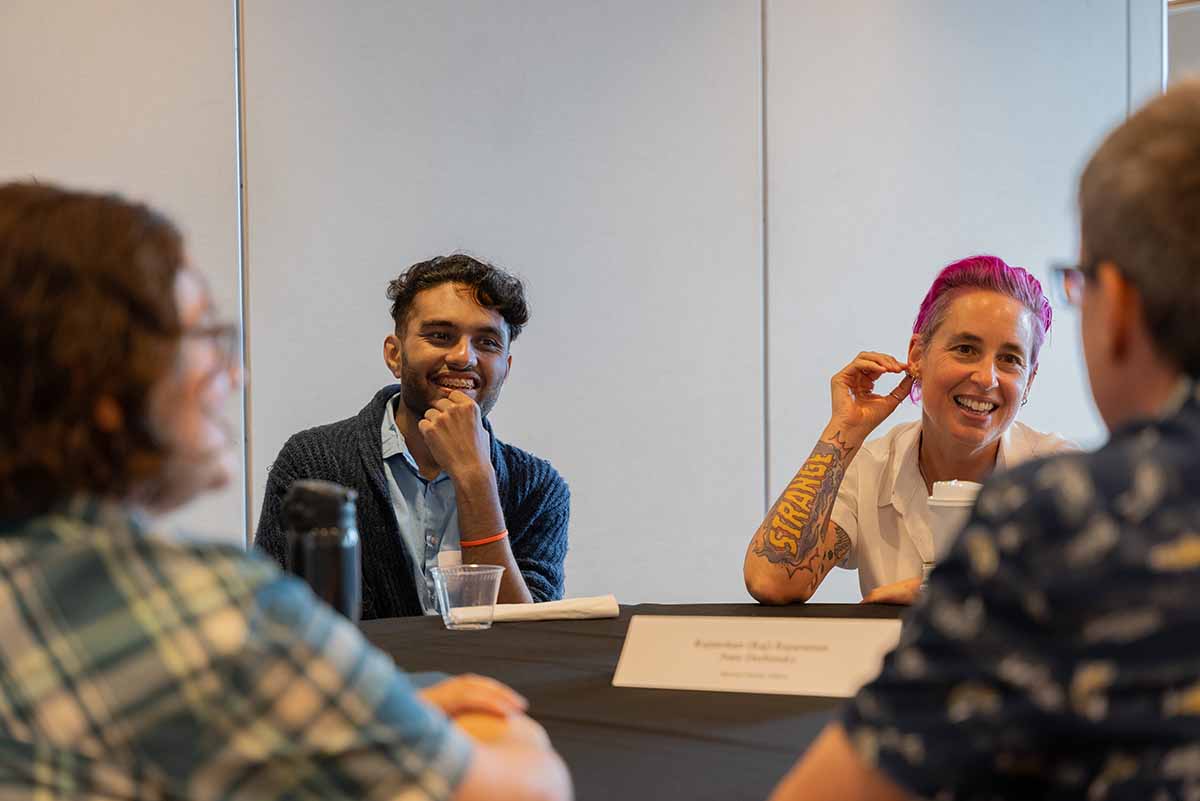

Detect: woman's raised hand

[829,352,915,446]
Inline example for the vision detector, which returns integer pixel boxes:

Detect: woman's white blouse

[829,420,1076,598]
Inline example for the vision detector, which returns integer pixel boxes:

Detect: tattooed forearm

[831,523,851,562]
[752,436,854,586]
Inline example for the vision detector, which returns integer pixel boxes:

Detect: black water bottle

[282,479,362,623]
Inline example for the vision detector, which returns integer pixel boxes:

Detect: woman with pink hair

[743,255,1074,606]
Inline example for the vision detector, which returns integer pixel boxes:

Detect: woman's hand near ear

[830,352,915,448]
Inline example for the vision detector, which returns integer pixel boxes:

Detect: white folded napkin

[447,594,619,625]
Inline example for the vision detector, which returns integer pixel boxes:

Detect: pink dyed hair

[910,255,1053,402]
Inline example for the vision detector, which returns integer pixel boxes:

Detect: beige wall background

[1171,2,1200,80]
[0,1,244,542]
[1,1,1168,603]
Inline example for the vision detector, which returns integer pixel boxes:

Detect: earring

[1021,396,1028,407]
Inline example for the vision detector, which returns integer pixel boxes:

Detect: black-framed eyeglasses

[1050,260,1098,308]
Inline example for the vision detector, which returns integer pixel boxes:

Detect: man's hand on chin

[418,390,494,482]
[417,389,528,601]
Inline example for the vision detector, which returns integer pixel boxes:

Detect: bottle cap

[282,479,357,532]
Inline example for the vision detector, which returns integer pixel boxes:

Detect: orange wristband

[460,529,508,548]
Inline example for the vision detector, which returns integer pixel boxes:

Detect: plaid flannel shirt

[0,498,471,800]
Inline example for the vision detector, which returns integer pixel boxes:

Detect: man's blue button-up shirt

[380,393,461,613]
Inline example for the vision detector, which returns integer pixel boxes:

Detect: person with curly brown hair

[0,182,570,801]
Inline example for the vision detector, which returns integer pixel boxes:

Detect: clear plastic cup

[430,565,505,630]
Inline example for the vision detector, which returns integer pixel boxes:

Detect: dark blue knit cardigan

[254,385,570,619]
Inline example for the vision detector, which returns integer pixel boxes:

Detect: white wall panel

[1170,5,1200,81]
[0,1,243,543]
[765,0,1157,602]
[1132,0,1169,104]
[243,1,764,602]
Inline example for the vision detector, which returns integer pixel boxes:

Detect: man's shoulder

[976,413,1199,541]
[268,420,359,485]
[999,408,1195,486]
[273,386,398,466]
[142,530,282,589]
[279,416,359,454]
[21,508,283,608]
[493,437,569,496]
[119,536,333,648]
[973,448,1093,527]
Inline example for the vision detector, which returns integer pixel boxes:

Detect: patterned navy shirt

[843,383,1200,800]
[0,498,471,800]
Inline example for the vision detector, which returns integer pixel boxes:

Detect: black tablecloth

[362,603,904,801]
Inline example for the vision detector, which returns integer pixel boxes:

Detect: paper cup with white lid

[927,480,983,562]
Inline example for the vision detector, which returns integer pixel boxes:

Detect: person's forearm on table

[454,466,533,604]
[744,425,858,604]
[767,724,914,801]
[452,713,573,801]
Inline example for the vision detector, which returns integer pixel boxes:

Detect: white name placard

[612,615,902,698]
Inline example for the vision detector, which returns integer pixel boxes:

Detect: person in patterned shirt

[0,182,571,801]
[767,82,1200,801]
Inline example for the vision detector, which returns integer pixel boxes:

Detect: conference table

[362,603,905,801]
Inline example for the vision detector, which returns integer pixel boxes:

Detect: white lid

[929,479,983,504]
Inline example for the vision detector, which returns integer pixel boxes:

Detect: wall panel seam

[1128,0,1134,114]
[760,0,771,514]
[234,0,253,547]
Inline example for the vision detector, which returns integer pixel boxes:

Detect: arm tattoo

[752,437,853,585]
[831,524,851,562]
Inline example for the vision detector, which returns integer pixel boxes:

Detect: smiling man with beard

[255,254,570,619]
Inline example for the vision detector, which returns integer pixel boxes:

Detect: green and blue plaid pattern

[0,498,470,800]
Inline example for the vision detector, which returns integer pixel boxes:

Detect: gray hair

[1079,79,1200,376]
